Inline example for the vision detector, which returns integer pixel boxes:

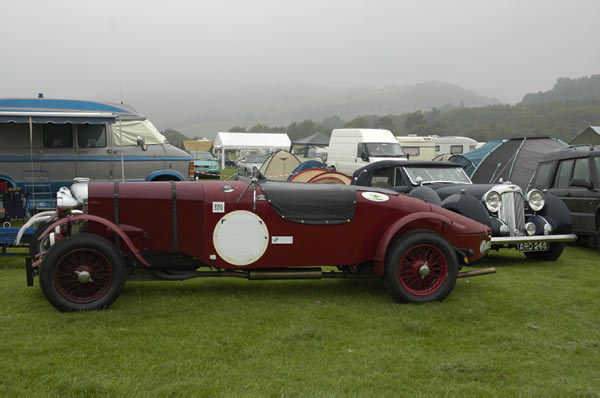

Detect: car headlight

[526,189,545,212]
[484,191,502,213]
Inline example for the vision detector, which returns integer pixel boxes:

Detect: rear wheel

[39,233,125,311]
[523,243,565,261]
[384,231,458,303]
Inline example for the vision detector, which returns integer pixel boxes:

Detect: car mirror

[360,152,369,162]
[136,136,147,151]
[570,178,592,189]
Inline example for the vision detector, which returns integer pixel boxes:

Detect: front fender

[373,211,449,277]
[38,214,150,267]
[441,193,491,227]
[537,192,572,234]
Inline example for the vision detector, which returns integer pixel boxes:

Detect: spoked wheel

[39,233,125,311]
[384,231,458,303]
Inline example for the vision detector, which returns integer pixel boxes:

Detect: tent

[569,126,600,145]
[449,140,503,176]
[183,139,212,152]
[287,160,327,181]
[259,150,301,181]
[213,132,291,168]
[470,136,567,190]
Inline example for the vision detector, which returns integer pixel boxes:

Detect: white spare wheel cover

[213,210,270,266]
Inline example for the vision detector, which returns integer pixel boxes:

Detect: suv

[531,146,600,248]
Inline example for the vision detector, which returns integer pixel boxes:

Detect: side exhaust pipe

[458,267,496,278]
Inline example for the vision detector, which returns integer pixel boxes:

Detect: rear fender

[39,214,150,267]
[373,212,449,277]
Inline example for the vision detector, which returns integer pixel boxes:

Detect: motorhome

[432,136,478,155]
[0,98,194,195]
[395,135,436,160]
[326,129,406,175]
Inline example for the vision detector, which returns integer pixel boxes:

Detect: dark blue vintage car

[352,160,577,261]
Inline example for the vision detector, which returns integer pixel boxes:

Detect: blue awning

[0,112,117,124]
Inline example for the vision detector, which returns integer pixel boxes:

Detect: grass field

[0,245,598,395]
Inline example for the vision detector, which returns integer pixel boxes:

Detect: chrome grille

[498,192,525,236]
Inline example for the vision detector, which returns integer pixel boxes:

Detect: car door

[564,157,597,233]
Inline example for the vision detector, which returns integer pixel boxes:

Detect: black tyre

[29,220,53,257]
[39,233,126,312]
[384,231,458,303]
[523,243,565,261]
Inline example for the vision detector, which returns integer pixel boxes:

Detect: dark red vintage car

[26,178,492,311]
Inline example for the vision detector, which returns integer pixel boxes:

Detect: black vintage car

[352,160,577,261]
[531,145,600,249]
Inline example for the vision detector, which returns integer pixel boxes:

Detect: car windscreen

[365,142,404,157]
[193,152,214,161]
[246,154,270,163]
[403,166,472,185]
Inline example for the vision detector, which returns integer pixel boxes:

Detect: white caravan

[432,136,478,155]
[395,135,436,160]
[327,129,406,175]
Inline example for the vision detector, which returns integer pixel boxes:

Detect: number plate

[518,241,549,252]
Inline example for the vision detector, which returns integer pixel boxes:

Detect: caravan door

[75,123,112,180]
[39,123,77,188]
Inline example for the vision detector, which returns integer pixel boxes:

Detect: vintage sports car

[25,177,493,311]
[352,160,577,261]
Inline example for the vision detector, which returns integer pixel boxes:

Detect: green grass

[0,247,599,395]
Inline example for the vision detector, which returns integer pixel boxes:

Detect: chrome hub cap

[419,264,430,279]
[75,270,93,283]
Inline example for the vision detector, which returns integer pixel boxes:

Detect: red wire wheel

[397,244,448,296]
[384,231,458,303]
[39,233,126,311]
[54,248,113,303]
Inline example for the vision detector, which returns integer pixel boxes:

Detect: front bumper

[491,234,577,245]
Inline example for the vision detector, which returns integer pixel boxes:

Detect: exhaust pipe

[248,268,323,280]
[458,267,496,278]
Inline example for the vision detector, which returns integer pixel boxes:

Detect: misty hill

[284,81,499,121]
[120,81,499,138]
[521,74,600,105]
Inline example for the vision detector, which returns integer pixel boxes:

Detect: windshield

[192,152,215,161]
[404,166,472,185]
[365,142,404,157]
[246,153,271,163]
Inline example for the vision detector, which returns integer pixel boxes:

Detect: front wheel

[523,243,565,261]
[39,233,126,312]
[384,231,458,303]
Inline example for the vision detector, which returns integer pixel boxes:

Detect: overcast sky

[2,0,599,105]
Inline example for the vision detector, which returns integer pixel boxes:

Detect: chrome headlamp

[526,189,545,212]
[484,190,502,213]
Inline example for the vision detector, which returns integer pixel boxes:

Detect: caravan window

[402,147,420,157]
[77,125,107,148]
[43,124,73,148]
[450,145,463,154]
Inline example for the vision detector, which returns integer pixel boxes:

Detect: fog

[2,0,599,136]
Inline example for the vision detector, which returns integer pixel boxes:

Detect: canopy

[290,132,330,147]
[470,136,567,190]
[213,132,291,168]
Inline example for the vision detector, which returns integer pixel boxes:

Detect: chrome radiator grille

[498,192,525,236]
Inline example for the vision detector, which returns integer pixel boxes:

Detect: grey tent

[449,140,503,177]
[569,126,600,145]
[470,135,567,190]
